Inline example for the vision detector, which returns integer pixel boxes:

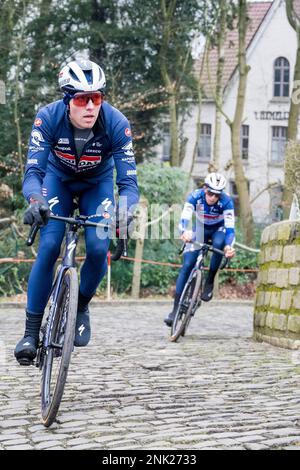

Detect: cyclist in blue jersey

[15,59,139,364]
[164,172,235,327]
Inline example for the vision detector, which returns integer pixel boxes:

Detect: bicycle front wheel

[41,267,78,427]
[170,270,202,342]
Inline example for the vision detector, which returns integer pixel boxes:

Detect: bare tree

[13,0,28,180]
[211,3,228,171]
[229,0,253,245]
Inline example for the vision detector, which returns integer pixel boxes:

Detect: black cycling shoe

[164,293,181,327]
[74,307,91,347]
[164,310,176,327]
[14,335,38,366]
[201,282,214,302]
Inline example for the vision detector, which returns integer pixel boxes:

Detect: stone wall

[253,220,300,349]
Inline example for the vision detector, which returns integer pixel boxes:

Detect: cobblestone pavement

[1,301,300,451]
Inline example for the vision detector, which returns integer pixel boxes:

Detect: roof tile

[196,2,273,98]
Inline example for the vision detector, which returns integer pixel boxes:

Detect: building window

[241,125,249,159]
[271,126,287,164]
[274,57,290,98]
[197,124,211,160]
[162,124,170,161]
[270,185,283,223]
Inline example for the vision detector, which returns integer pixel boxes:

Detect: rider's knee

[86,242,107,262]
[38,237,61,262]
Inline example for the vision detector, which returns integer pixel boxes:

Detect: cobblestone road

[0,300,300,450]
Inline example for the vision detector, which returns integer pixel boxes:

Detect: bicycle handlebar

[179,242,230,269]
[25,214,128,261]
[179,242,225,256]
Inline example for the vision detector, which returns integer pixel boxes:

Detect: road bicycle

[170,242,227,343]
[26,213,126,427]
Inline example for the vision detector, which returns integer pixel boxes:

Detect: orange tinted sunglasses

[72,92,103,107]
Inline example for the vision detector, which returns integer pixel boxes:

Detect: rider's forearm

[224,228,235,247]
[23,169,45,203]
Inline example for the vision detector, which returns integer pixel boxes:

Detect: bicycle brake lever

[179,243,186,255]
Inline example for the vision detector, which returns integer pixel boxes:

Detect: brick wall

[254,220,300,349]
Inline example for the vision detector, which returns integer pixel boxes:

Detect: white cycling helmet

[204,172,227,194]
[58,59,106,94]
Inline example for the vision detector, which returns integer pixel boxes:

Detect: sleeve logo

[31,129,44,147]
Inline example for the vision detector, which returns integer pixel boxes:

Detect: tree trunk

[190,41,208,176]
[230,0,254,245]
[169,91,180,167]
[14,0,27,180]
[212,6,227,172]
[159,0,180,167]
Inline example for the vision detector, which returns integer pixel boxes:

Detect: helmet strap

[63,92,74,105]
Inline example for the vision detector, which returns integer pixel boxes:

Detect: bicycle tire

[41,267,78,427]
[181,269,204,337]
[170,270,202,342]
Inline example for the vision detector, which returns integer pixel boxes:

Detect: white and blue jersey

[179,188,235,247]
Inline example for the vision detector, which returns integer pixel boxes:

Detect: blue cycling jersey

[179,188,235,246]
[23,99,139,211]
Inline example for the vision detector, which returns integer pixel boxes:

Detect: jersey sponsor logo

[48,196,59,211]
[27,158,38,164]
[101,198,112,211]
[29,146,43,153]
[126,169,137,176]
[121,156,135,163]
[122,141,134,156]
[59,78,70,86]
[34,118,42,127]
[87,148,102,154]
[224,209,235,228]
[56,146,72,151]
[67,240,76,256]
[54,149,76,166]
[125,128,132,137]
[58,138,69,144]
[31,129,44,147]
[122,141,133,151]
[78,154,102,168]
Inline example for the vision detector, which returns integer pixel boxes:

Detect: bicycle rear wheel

[41,267,78,427]
[170,270,202,342]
